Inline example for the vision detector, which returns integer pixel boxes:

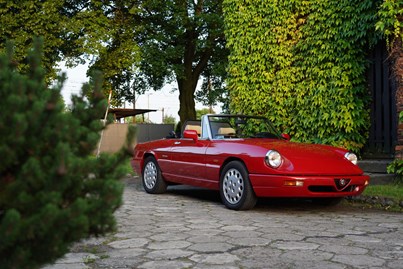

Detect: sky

[59,62,221,123]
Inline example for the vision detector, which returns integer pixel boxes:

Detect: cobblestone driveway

[44,176,403,269]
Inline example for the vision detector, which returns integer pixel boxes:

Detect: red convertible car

[131,114,369,210]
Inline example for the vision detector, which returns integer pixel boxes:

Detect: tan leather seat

[185,125,201,136]
[218,127,236,136]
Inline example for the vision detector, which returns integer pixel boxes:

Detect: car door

[167,138,211,186]
[144,139,175,175]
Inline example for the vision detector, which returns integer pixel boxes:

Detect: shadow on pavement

[165,183,360,213]
[167,185,222,204]
[127,177,370,213]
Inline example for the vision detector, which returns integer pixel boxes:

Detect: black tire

[142,156,167,194]
[312,197,343,206]
[220,161,257,210]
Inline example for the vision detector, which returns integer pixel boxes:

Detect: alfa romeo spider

[131,114,369,210]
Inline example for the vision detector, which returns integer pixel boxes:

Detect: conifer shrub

[0,40,134,269]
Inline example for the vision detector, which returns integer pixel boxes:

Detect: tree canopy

[0,0,89,81]
[1,0,228,121]
[376,0,402,100]
[129,0,228,122]
[85,0,140,106]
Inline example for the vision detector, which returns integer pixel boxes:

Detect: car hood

[242,139,363,176]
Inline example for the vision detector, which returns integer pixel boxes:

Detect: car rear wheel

[220,161,257,210]
[142,156,167,194]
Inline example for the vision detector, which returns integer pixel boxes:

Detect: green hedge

[224,0,381,152]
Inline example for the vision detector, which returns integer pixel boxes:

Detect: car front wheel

[142,156,167,194]
[220,161,257,210]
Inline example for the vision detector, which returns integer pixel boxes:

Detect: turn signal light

[364,180,369,186]
[284,180,304,187]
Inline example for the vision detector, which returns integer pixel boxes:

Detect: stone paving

[44,176,403,269]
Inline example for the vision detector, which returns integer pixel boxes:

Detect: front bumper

[249,174,370,198]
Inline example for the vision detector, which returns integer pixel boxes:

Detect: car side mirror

[281,133,291,141]
[183,130,198,142]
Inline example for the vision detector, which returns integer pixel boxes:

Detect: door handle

[174,141,181,145]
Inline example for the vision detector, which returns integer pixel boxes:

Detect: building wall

[97,123,174,154]
[395,80,403,159]
[393,38,403,160]
[136,123,175,143]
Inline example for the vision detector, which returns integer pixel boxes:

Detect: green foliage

[85,1,140,106]
[387,111,403,184]
[134,115,153,124]
[364,184,403,199]
[0,0,139,103]
[375,0,402,115]
[0,40,134,269]
[224,0,381,152]
[129,0,229,122]
[0,0,87,81]
[0,1,228,120]
[196,108,216,119]
[163,114,177,124]
[375,0,403,42]
[387,159,403,184]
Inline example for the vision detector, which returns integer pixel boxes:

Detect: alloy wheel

[222,168,244,204]
[143,161,158,189]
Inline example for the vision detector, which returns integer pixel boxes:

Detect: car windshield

[208,115,283,139]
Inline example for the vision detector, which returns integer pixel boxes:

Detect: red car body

[131,114,369,210]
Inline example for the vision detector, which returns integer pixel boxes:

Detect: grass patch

[82,245,100,254]
[362,184,403,200]
[83,255,97,265]
[102,235,124,245]
[347,183,403,212]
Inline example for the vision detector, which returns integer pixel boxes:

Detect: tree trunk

[176,22,207,123]
[175,2,215,123]
[178,77,198,123]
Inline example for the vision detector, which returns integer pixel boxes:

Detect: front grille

[334,178,351,191]
[308,185,357,193]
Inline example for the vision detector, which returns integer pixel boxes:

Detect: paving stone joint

[43,176,403,269]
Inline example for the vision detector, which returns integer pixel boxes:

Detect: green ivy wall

[223,0,382,152]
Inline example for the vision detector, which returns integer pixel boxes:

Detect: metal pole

[96,90,112,157]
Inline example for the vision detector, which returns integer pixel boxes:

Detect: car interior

[184,124,202,136]
[181,120,202,137]
[210,122,237,138]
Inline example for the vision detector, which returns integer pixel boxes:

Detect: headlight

[344,152,358,165]
[265,150,282,168]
